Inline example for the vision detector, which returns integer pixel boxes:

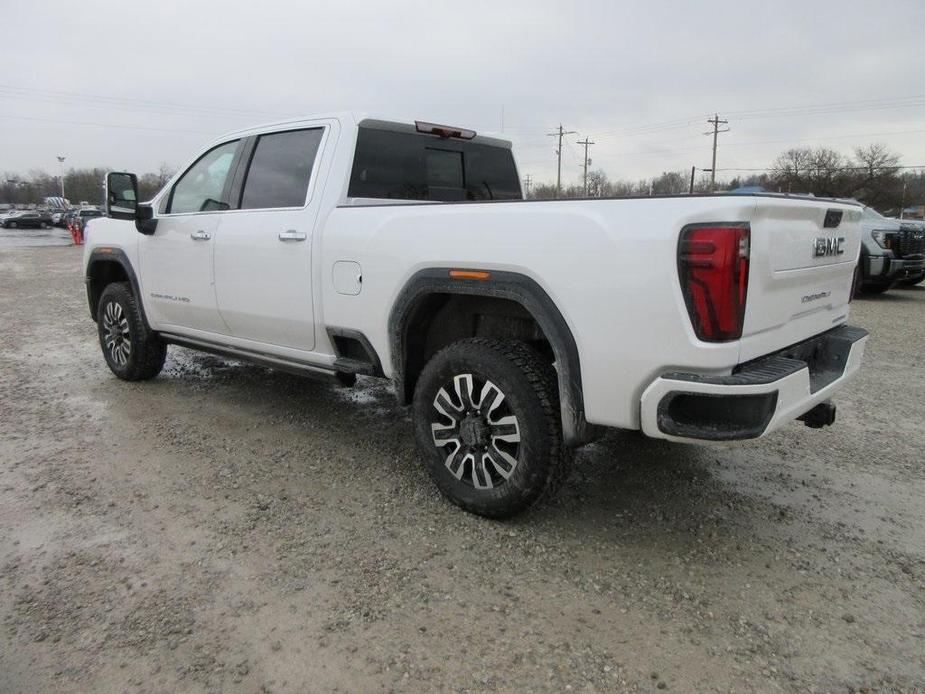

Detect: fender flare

[85,248,149,328]
[388,268,598,447]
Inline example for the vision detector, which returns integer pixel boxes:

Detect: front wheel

[9,222,17,229]
[97,282,167,381]
[412,338,570,518]
[40,221,48,229]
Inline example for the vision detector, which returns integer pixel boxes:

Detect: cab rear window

[348,128,521,202]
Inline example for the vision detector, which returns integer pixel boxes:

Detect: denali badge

[813,236,845,258]
[801,290,831,304]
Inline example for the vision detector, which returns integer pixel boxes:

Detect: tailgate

[739,198,862,363]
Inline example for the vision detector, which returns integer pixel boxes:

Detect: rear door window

[239,128,324,210]
[348,128,522,202]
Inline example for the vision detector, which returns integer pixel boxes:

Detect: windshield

[863,206,886,221]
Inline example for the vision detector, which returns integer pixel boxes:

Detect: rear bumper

[640,325,868,442]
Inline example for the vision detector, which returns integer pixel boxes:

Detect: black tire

[97,282,167,381]
[40,221,48,229]
[412,337,570,518]
[897,275,924,287]
[9,221,17,229]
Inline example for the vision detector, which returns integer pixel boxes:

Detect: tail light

[678,224,750,342]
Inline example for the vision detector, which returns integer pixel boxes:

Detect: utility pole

[703,115,729,192]
[522,174,532,198]
[547,124,576,198]
[56,156,66,200]
[689,166,696,194]
[576,138,595,196]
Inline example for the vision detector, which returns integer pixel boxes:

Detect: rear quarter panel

[321,196,779,429]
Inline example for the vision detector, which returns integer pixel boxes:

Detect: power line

[704,114,729,192]
[0,84,277,121]
[714,164,925,173]
[0,113,212,135]
[547,125,577,198]
[514,93,925,144]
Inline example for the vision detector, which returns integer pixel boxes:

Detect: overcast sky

[3,0,924,186]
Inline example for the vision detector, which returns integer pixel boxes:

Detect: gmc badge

[813,237,845,258]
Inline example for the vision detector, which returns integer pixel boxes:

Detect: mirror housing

[106,172,138,219]
[105,171,157,235]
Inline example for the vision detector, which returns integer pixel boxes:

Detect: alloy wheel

[430,373,521,489]
[102,301,131,366]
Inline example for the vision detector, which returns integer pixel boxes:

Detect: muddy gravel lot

[1,242,923,693]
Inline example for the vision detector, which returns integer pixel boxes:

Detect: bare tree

[771,147,845,196]
[585,169,611,197]
[850,143,902,209]
[650,171,687,195]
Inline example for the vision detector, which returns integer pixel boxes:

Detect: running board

[159,332,356,385]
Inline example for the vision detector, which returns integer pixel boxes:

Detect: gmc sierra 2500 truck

[86,113,868,518]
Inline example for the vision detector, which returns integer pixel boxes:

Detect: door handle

[278,229,307,242]
[190,230,211,241]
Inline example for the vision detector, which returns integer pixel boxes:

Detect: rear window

[348,128,521,202]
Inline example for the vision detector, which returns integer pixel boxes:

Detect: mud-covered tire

[412,338,570,518]
[97,282,167,381]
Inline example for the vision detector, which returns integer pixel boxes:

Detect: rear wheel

[9,221,17,229]
[412,338,570,518]
[97,282,167,381]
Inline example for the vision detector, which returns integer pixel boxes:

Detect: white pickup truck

[86,113,868,517]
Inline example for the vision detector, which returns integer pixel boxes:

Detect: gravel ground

[1,243,923,693]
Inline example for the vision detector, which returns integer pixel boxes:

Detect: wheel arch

[389,268,598,447]
[86,248,149,328]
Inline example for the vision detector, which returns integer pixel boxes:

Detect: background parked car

[857,206,925,294]
[894,219,925,286]
[1,211,53,229]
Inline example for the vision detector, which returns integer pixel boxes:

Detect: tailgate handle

[824,209,843,229]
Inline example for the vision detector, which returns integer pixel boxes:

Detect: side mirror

[106,172,138,220]
[105,171,157,235]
